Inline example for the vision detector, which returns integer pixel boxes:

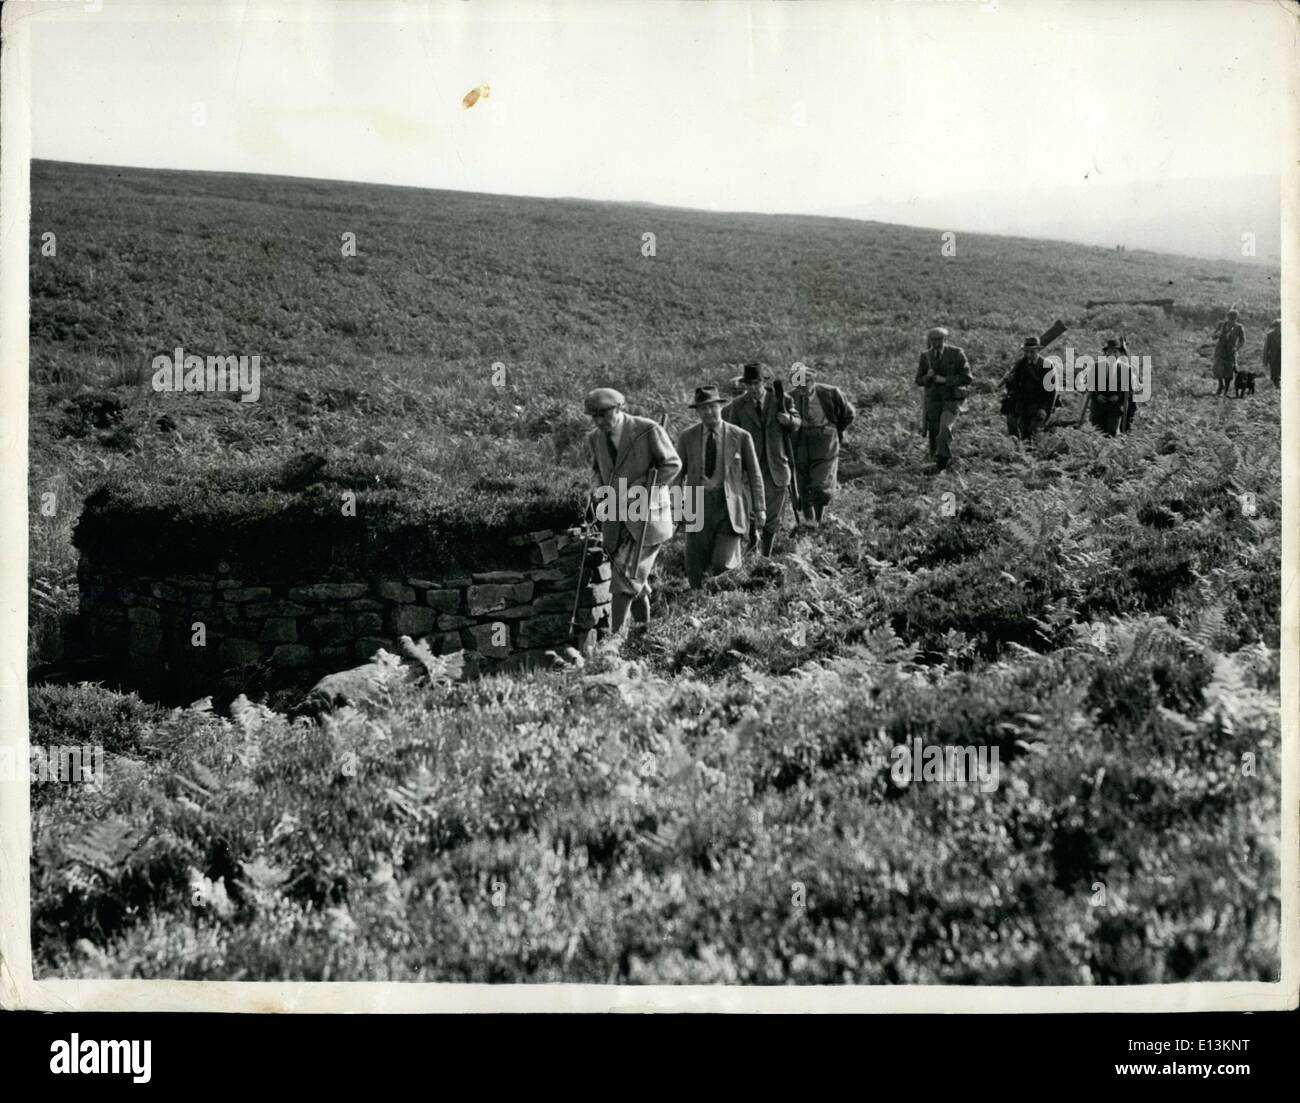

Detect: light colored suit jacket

[722,388,800,488]
[674,420,765,536]
[588,414,682,553]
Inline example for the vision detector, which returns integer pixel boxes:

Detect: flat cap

[583,387,625,414]
[927,326,950,341]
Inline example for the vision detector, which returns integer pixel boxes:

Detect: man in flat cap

[1000,336,1057,442]
[722,361,800,555]
[675,386,765,589]
[1212,309,1245,397]
[787,365,855,528]
[1264,318,1281,389]
[915,326,973,473]
[584,387,682,634]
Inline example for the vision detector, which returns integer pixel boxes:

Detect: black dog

[1234,370,1257,397]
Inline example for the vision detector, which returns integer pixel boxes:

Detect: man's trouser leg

[757,475,787,555]
[935,405,959,462]
[794,442,816,523]
[608,526,662,633]
[686,489,737,587]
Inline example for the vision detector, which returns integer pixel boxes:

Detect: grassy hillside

[28,160,1282,982]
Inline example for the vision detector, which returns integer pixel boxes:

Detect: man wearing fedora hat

[1000,336,1058,442]
[723,361,800,555]
[584,386,682,634]
[787,366,855,527]
[1088,337,1137,436]
[916,326,973,473]
[675,385,765,589]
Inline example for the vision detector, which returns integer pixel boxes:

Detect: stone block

[437,614,476,630]
[355,636,395,660]
[350,612,384,636]
[346,598,384,611]
[530,590,576,613]
[288,583,370,601]
[426,589,461,613]
[430,631,463,655]
[465,582,534,615]
[218,637,262,665]
[388,605,435,636]
[150,582,185,602]
[405,578,440,589]
[272,644,314,668]
[228,587,273,603]
[529,539,560,565]
[260,618,299,644]
[471,570,526,583]
[460,622,511,657]
[517,613,580,649]
[127,606,161,626]
[128,623,162,654]
[309,616,351,646]
[508,529,554,546]
[580,581,612,607]
[373,579,417,602]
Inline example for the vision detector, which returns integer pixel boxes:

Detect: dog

[1233,370,1257,398]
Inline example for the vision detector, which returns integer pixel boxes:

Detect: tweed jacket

[587,414,682,553]
[722,388,800,487]
[674,420,765,536]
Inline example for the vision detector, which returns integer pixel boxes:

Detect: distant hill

[836,176,1282,264]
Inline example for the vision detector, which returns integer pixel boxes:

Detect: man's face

[590,405,623,433]
[929,337,945,357]
[697,402,723,428]
[745,380,766,403]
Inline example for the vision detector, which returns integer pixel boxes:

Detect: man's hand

[775,411,792,427]
[932,374,947,383]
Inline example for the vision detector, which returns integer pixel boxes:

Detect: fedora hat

[688,385,725,408]
[1022,336,1041,349]
[732,361,772,386]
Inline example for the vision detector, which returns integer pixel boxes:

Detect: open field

[28,159,1282,982]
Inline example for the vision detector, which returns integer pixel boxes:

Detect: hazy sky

[21,0,1295,250]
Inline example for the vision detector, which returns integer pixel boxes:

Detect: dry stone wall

[74,526,611,699]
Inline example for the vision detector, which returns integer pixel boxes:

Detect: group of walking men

[581,313,1284,635]
[583,362,855,632]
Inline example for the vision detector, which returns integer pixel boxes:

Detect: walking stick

[567,490,596,638]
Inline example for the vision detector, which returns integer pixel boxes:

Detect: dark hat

[1022,336,1041,349]
[688,385,725,408]
[1227,309,1239,319]
[1101,338,1123,353]
[736,361,771,385]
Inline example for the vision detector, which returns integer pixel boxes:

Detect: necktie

[605,431,617,468]
[704,428,717,478]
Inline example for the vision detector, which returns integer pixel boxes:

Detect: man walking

[1088,337,1137,436]
[788,366,855,527]
[1212,309,1245,397]
[915,326,973,473]
[1264,318,1281,389]
[1000,336,1057,442]
[723,361,800,555]
[675,386,765,589]
[584,387,682,634]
